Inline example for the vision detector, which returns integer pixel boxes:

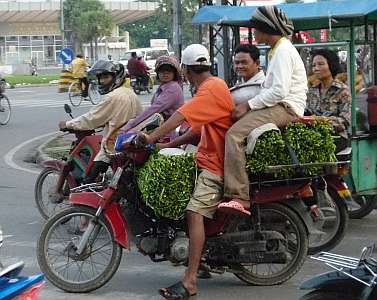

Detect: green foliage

[120,0,200,49]
[63,0,113,48]
[138,121,336,220]
[246,130,291,178]
[137,153,197,220]
[246,120,336,177]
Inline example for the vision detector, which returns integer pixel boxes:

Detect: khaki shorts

[186,169,224,219]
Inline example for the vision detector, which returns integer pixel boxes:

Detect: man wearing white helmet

[137,44,233,299]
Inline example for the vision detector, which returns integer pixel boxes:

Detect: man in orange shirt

[137,44,233,299]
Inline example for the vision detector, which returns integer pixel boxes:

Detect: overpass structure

[0,0,158,65]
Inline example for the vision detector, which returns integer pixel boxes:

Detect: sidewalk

[35,133,72,166]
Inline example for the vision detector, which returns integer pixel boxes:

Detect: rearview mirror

[64,104,72,114]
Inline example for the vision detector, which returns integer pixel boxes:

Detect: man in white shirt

[231,44,265,105]
[219,5,308,214]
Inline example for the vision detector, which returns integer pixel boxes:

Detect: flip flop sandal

[159,281,197,300]
[218,200,251,216]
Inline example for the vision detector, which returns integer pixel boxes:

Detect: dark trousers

[79,77,89,97]
[82,161,110,184]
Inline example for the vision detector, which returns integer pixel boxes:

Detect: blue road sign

[60,48,74,64]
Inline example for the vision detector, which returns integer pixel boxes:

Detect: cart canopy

[192,0,377,31]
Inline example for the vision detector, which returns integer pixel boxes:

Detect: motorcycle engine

[169,231,189,264]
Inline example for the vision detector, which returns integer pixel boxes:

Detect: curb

[35,133,61,166]
[9,83,58,89]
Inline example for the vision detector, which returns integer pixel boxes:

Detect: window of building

[20,36,31,46]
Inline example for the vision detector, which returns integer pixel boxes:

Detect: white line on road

[3,131,58,174]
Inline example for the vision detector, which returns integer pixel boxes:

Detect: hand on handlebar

[58,121,67,131]
[135,132,152,147]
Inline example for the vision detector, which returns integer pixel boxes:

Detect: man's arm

[248,50,293,111]
[159,129,200,149]
[62,96,115,130]
[143,112,185,144]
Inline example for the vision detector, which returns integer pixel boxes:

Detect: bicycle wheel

[146,77,153,94]
[88,82,101,105]
[0,95,11,125]
[68,81,82,107]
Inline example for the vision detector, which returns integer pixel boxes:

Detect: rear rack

[311,244,377,287]
[263,160,350,174]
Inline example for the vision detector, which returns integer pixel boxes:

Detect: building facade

[0,0,158,66]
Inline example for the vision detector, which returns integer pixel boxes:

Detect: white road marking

[3,131,58,174]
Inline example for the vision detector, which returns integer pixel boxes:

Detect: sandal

[159,281,196,299]
[218,200,251,216]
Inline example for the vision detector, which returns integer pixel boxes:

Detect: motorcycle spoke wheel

[68,82,82,107]
[0,95,11,125]
[34,168,71,220]
[37,206,122,293]
[226,203,308,286]
[308,187,348,255]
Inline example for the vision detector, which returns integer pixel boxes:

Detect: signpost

[59,48,74,65]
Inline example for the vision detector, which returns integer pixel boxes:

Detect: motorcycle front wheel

[37,206,123,293]
[227,203,308,286]
[348,194,377,219]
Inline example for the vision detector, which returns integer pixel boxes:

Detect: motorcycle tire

[133,87,141,95]
[34,167,70,220]
[37,206,123,293]
[308,186,348,255]
[229,203,308,286]
[348,194,377,219]
[300,290,360,300]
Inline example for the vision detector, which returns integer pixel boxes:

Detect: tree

[63,0,113,56]
[120,0,200,49]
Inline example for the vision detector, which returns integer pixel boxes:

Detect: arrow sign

[59,48,74,64]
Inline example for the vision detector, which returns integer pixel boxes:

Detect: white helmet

[181,44,211,66]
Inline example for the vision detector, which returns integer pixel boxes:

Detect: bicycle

[68,78,101,107]
[0,80,11,125]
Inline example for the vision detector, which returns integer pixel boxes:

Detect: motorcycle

[130,74,153,95]
[34,104,104,219]
[0,227,44,299]
[299,244,377,300]
[36,126,348,293]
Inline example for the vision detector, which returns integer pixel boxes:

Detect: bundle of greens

[137,152,197,219]
[246,120,336,176]
[137,120,336,219]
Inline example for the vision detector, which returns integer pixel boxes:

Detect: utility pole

[60,0,65,48]
[172,0,182,60]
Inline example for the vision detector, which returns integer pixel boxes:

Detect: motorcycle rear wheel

[227,203,308,286]
[34,167,71,220]
[308,186,348,255]
[37,206,122,293]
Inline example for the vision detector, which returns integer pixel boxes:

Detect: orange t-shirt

[178,77,233,177]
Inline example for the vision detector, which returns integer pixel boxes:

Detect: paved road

[0,86,376,300]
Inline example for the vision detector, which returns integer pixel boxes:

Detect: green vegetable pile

[137,120,336,219]
[137,152,197,220]
[246,120,337,176]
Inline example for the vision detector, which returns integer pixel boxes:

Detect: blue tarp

[192,0,377,30]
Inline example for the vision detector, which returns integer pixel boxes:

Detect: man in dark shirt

[127,52,149,87]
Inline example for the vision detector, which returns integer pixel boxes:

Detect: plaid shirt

[306,79,351,139]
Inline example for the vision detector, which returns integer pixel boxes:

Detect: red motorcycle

[36,129,348,293]
[34,104,103,219]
